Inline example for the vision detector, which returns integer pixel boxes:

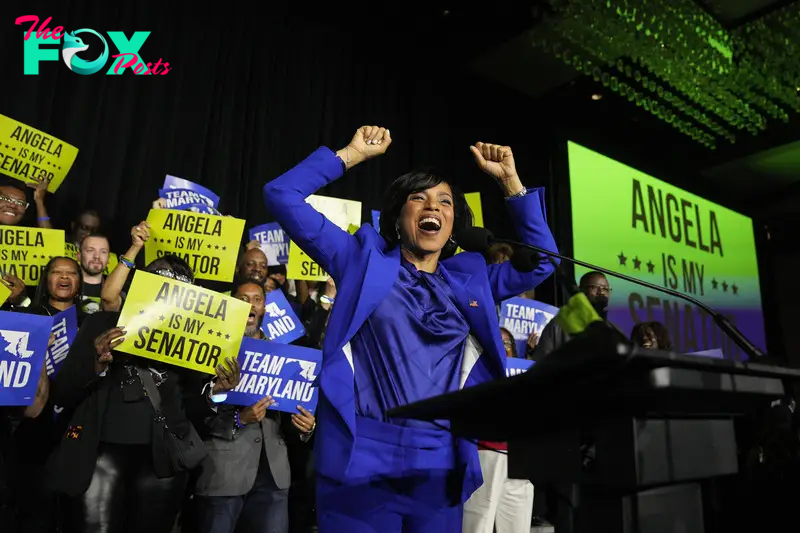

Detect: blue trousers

[316,417,464,533]
[196,454,288,533]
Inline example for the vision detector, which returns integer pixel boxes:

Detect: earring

[395,222,401,240]
[449,236,456,245]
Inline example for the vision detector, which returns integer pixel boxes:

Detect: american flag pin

[469,299,478,307]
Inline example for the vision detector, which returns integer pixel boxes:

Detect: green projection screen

[568,141,765,360]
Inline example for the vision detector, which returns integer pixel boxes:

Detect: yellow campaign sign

[0,227,65,285]
[0,280,11,307]
[465,192,484,228]
[115,271,251,374]
[0,114,79,192]
[144,209,246,283]
[64,242,119,276]
[287,195,362,282]
[457,192,484,254]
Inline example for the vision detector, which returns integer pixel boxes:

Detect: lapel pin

[469,299,478,308]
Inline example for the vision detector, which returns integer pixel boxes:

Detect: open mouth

[417,215,442,234]
[247,311,257,325]
[56,281,73,292]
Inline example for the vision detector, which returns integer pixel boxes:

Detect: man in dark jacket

[528,271,612,360]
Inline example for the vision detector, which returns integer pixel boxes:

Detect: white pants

[463,449,534,533]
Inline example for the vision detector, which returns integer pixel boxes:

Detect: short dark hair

[73,208,100,222]
[231,277,265,298]
[579,271,606,287]
[0,178,27,194]
[379,169,473,259]
[144,254,195,284]
[79,231,110,251]
[34,256,83,308]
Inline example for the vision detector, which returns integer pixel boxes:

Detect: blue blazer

[263,147,559,499]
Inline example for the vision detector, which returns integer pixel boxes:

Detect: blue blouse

[350,259,470,429]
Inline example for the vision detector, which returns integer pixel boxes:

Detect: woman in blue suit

[263,126,558,533]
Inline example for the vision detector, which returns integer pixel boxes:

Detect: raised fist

[348,126,392,161]
[470,142,518,184]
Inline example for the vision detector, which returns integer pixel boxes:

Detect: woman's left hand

[291,406,316,434]
[470,142,524,196]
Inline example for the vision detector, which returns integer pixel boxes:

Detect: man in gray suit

[195,279,316,533]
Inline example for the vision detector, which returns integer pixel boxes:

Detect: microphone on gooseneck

[456,226,765,360]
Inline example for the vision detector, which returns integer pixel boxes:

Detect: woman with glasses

[0,177,52,229]
[45,255,241,533]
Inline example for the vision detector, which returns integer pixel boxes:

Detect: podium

[387,323,800,533]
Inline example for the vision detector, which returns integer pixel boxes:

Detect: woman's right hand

[338,126,391,169]
[94,327,126,373]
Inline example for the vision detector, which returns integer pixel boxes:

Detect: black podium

[387,323,800,533]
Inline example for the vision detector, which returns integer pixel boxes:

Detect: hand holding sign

[212,357,241,394]
[291,406,316,434]
[27,174,50,204]
[94,327,125,373]
[131,221,151,248]
[2,274,25,305]
[240,396,275,425]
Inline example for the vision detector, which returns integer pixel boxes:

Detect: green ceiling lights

[532,0,800,149]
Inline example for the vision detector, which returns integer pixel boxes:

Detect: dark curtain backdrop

[1,2,555,273]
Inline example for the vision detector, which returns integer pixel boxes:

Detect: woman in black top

[12,256,83,533]
[46,255,241,533]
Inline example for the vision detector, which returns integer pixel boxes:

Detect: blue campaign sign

[371,210,381,231]
[499,297,559,356]
[0,311,53,406]
[162,175,220,208]
[249,223,289,265]
[158,188,217,210]
[44,306,78,377]
[506,357,534,377]
[223,336,322,413]
[262,290,305,344]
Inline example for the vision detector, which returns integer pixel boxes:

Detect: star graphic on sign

[222,246,227,251]
[732,284,738,295]
[166,239,171,244]
[225,334,230,340]
[617,252,627,266]
[722,281,728,292]
[712,278,718,290]
[646,260,655,273]
[216,331,222,337]
[215,245,220,250]
[139,310,145,315]
[207,244,212,249]
[208,329,214,335]
[632,257,641,270]
[158,315,165,321]
[32,254,37,259]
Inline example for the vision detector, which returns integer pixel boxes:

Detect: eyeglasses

[152,268,193,284]
[582,284,612,295]
[0,194,28,210]
[502,339,515,346]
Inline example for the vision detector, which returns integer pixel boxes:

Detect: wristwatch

[320,295,335,305]
[505,186,527,200]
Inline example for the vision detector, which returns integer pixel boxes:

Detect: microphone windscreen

[510,247,539,273]
[456,227,493,252]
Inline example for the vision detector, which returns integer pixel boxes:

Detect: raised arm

[469,143,559,302]
[262,126,392,280]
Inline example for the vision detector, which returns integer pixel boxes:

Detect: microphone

[456,226,765,359]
